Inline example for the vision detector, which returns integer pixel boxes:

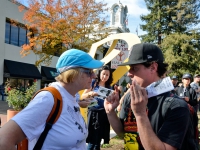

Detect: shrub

[5,82,37,111]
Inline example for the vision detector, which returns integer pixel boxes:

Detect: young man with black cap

[104,43,198,150]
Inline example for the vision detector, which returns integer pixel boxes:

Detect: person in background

[104,43,197,150]
[176,73,198,108]
[116,88,130,112]
[82,65,113,150]
[176,73,199,144]
[124,81,131,93]
[0,49,104,150]
[0,83,5,101]
[190,74,200,111]
[117,81,132,112]
[171,75,179,94]
[171,75,179,87]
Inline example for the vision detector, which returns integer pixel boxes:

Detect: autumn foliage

[17,0,109,66]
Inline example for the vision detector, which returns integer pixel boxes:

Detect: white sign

[146,77,174,98]
[110,40,129,69]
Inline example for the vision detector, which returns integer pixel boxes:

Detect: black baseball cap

[194,74,200,78]
[171,75,178,80]
[118,43,164,66]
[182,73,192,79]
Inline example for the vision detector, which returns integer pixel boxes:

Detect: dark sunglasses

[80,68,95,78]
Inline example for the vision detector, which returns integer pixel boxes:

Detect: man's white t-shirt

[12,82,88,150]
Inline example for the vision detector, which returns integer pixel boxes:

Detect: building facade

[0,0,62,90]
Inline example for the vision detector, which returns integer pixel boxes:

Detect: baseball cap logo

[147,55,152,60]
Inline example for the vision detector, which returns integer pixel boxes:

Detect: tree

[161,32,200,77]
[140,0,200,45]
[18,0,109,66]
[140,0,200,76]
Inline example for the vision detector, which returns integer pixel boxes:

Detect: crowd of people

[0,43,199,150]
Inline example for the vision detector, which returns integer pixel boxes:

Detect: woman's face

[100,70,110,83]
[78,69,95,89]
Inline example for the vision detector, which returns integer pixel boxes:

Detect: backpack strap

[33,87,63,150]
[161,92,174,118]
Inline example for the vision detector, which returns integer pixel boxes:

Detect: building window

[5,18,30,47]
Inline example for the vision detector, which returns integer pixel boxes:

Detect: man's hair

[55,68,80,83]
[143,61,168,77]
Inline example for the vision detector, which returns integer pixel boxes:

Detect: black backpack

[162,93,198,150]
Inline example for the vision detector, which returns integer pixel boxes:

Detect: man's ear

[151,62,158,72]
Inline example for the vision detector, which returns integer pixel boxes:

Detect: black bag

[162,93,198,150]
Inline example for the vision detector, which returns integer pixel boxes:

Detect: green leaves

[161,32,200,77]
[5,82,37,111]
[140,0,200,44]
[140,0,200,77]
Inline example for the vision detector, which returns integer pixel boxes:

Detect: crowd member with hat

[176,73,197,107]
[171,75,179,94]
[104,43,198,149]
[0,49,104,149]
[190,74,200,111]
[171,75,179,87]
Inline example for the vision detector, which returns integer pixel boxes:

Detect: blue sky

[19,0,149,36]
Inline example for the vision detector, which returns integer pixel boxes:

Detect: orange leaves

[18,5,25,12]
[18,0,108,65]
